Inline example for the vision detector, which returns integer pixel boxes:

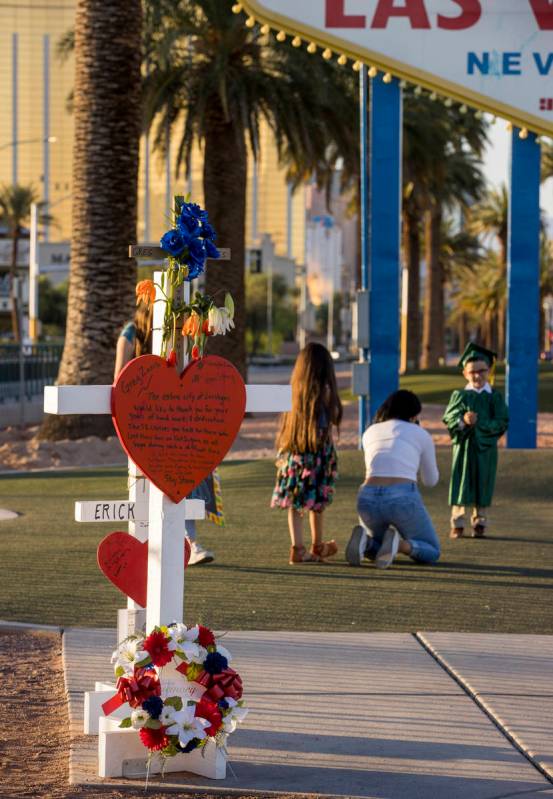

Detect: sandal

[289,545,323,564]
[311,540,338,559]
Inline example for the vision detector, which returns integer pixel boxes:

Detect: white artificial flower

[171,624,202,662]
[111,638,147,674]
[159,706,176,726]
[208,306,234,336]
[187,644,208,665]
[130,708,149,729]
[222,699,249,734]
[165,705,210,748]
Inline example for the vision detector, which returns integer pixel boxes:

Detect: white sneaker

[187,541,215,566]
[345,525,368,566]
[375,528,400,569]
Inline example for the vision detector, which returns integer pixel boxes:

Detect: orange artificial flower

[135,280,156,306]
[182,312,202,337]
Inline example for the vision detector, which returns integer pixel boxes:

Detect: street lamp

[0,135,57,152]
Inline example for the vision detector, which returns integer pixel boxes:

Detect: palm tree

[420,139,487,368]
[0,184,39,342]
[39,0,143,440]
[142,0,358,378]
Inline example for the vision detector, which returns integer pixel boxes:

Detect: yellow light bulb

[399,79,407,89]
[506,121,513,132]
[414,86,422,96]
[368,66,377,78]
[245,15,255,28]
[276,30,286,42]
[307,42,317,54]
[383,72,392,83]
[338,54,347,66]
[519,127,528,139]
[445,97,453,107]
[323,48,333,60]
[260,24,270,35]
[292,36,302,47]
[352,60,362,71]
[429,92,437,101]
[231,3,242,13]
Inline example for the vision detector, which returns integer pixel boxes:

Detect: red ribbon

[102,667,161,716]
[205,668,243,703]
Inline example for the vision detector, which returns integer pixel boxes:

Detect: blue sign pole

[358,66,369,443]
[506,130,541,449]
[368,75,402,421]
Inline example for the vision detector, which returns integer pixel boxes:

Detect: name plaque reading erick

[111,354,246,504]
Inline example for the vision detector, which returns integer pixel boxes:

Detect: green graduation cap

[458,342,497,369]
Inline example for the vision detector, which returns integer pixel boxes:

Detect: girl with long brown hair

[271,343,343,563]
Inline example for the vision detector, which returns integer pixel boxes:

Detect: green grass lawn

[1,450,552,634]
[340,364,553,411]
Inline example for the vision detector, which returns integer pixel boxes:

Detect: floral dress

[271,409,338,512]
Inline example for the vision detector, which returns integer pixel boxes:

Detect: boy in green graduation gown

[443,343,509,539]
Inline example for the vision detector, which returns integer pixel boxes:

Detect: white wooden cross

[44,248,291,779]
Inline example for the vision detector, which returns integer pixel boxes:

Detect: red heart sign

[97,532,191,606]
[112,354,246,503]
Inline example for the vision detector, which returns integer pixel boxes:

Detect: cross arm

[44,384,291,414]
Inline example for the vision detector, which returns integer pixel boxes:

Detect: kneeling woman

[346,390,441,569]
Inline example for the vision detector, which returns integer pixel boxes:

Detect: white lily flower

[111,638,147,674]
[222,700,248,734]
[130,708,149,729]
[166,705,210,748]
[187,644,208,665]
[169,624,203,663]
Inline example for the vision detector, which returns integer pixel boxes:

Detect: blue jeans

[357,483,440,564]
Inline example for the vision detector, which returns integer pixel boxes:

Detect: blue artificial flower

[142,695,163,720]
[218,699,229,710]
[177,211,201,239]
[181,201,208,221]
[160,229,187,257]
[204,651,228,675]
[199,221,217,241]
[205,239,220,260]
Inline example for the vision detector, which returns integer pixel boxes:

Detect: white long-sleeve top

[362,419,439,487]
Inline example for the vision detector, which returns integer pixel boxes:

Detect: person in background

[271,343,342,564]
[345,390,440,569]
[443,342,509,539]
[114,288,215,566]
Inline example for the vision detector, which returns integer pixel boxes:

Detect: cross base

[98,717,227,779]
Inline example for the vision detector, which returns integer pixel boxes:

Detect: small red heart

[97,532,191,606]
[111,354,246,503]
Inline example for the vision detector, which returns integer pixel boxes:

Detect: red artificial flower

[166,350,177,367]
[191,344,200,360]
[197,625,215,647]
[116,667,161,709]
[139,725,170,751]
[143,630,173,667]
[195,697,223,737]
[202,318,210,334]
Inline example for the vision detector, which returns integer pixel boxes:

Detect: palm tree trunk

[400,209,420,371]
[203,102,247,380]
[421,206,444,368]
[9,232,20,343]
[39,0,142,440]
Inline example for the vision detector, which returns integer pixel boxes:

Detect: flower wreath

[135,198,234,363]
[103,623,247,759]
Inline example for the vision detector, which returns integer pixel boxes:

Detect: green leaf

[224,293,234,317]
[164,696,183,711]
[119,717,132,728]
[145,718,162,730]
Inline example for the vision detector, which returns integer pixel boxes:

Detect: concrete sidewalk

[63,628,553,798]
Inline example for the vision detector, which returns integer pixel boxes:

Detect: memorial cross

[44,232,291,779]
